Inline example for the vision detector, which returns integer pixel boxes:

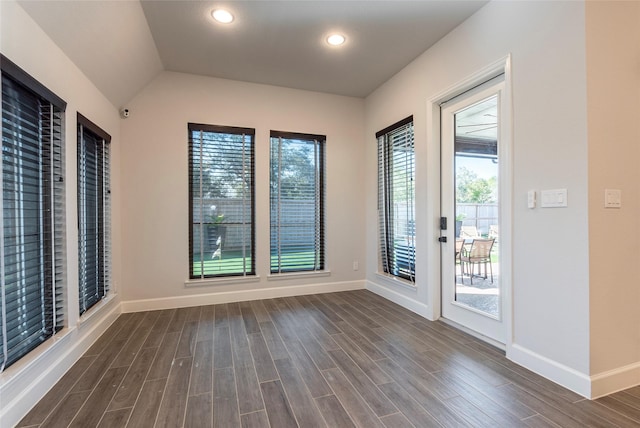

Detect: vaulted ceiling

[18,1,488,108]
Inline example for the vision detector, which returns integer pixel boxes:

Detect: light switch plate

[604,189,621,208]
[540,189,568,208]
[527,190,536,209]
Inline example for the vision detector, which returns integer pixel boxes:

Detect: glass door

[440,79,505,344]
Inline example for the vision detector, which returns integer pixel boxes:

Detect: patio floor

[455,261,500,317]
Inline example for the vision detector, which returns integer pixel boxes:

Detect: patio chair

[460,225,480,240]
[455,238,465,263]
[460,238,494,284]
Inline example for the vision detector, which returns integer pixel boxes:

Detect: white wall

[365,1,592,395]
[119,72,366,309]
[586,1,640,396]
[0,1,123,426]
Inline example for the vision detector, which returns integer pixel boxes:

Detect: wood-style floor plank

[249,300,271,323]
[197,305,215,343]
[185,393,213,428]
[284,339,332,398]
[17,290,640,428]
[155,357,192,428]
[39,391,89,428]
[111,311,159,368]
[327,348,397,417]
[234,364,265,414]
[239,301,261,334]
[247,332,279,382]
[431,368,527,427]
[97,408,132,428]
[125,378,167,428]
[260,380,298,428]
[596,395,640,424]
[314,394,356,428]
[143,309,175,349]
[213,367,241,428]
[330,333,393,385]
[108,346,158,411]
[274,357,326,427]
[189,340,214,396]
[241,410,271,428]
[321,367,385,428]
[523,414,563,428]
[70,336,129,394]
[69,366,128,427]
[258,320,290,361]
[146,331,180,381]
[379,412,416,428]
[213,325,233,370]
[176,320,198,359]
[375,358,469,427]
[378,381,445,428]
[573,398,640,428]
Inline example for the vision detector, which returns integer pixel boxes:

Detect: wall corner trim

[121,280,366,313]
[508,343,592,399]
[590,361,640,399]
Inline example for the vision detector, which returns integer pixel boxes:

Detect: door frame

[426,55,513,350]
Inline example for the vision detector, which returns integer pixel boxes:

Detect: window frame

[377,116,416,284]
[269,130,326,274]
[77,113,111,316]
[188,123,256,279]
[1,54,66,371]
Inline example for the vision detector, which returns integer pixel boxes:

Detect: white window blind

[77,113,111,315]
[377,116,415,283]
[1,55,66,371]
[189,123,255,278]
[270,131,325,273]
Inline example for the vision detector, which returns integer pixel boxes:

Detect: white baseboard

[365,280,433,320]
[0,301,121,428]
[508,343,592,398]
[121,280,366,313]
[590,361,640,399]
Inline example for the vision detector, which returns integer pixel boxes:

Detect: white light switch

[527,190,536,209]
[540,189,568,208]
[604,189,621,208]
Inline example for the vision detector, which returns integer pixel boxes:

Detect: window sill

[267,270,331,281]
[0,327,72,381]
[374,272,417,290]
[77,293,117,326]
[185,275,261,288]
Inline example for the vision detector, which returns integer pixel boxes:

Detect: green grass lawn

[192,249,317,276]
[192,250,253,276]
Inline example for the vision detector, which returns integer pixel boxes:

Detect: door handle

[438,236,447,243]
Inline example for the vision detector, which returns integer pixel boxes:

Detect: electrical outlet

[353,261,359,271]
[604,189,621,208]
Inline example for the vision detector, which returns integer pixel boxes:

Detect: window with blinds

[77,114,111,315]
[189,123,255,278]
[377,116,415,283]
[270,131,325,273]
[1,55,66,371]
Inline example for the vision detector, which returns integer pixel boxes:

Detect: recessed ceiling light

[212,9,234,24]
[327,34,346,46]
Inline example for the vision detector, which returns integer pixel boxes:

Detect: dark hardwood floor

[18,290,640,427]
